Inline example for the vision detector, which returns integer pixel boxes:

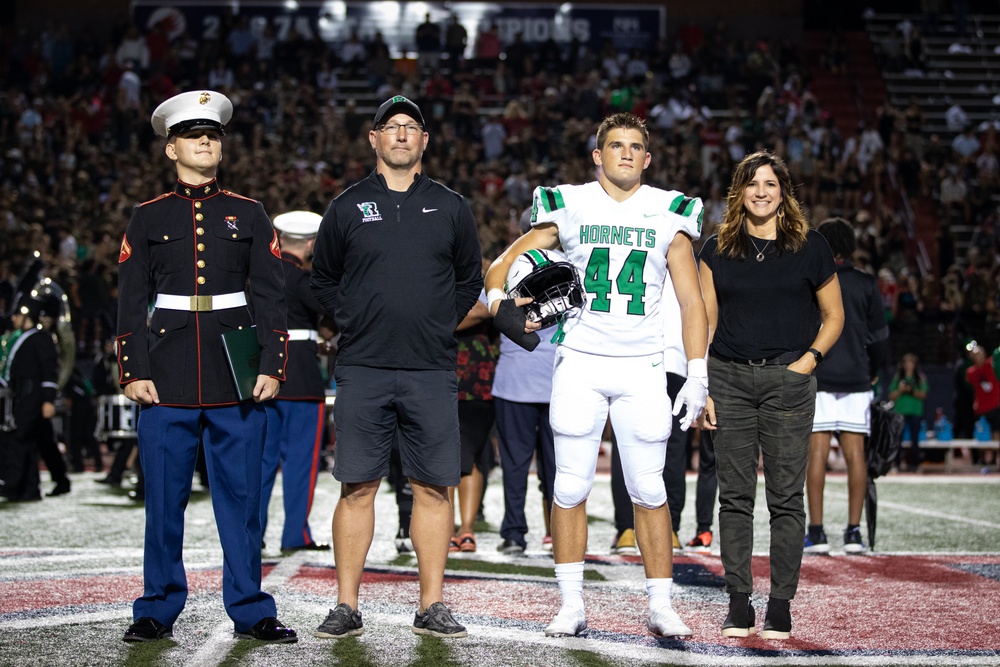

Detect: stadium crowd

[1,9,999,480]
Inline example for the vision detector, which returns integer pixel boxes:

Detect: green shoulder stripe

[539,187,566,213]
[668,194,696,218]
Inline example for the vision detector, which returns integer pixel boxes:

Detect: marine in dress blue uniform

[117,90,297,643]
[260,211,331,552]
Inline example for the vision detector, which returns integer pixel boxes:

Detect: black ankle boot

[721,592,755,637]
[760,597,791,639]
[48,479,71,497]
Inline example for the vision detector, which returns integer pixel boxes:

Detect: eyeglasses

[379,123,423,135]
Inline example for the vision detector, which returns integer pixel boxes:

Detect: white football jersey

[531,181,703,356]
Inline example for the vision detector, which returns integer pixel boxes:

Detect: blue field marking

[951,562,1000,583]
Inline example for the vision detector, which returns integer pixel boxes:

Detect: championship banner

[131,1,665,58]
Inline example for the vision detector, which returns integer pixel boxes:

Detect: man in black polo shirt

[311,96,482,639]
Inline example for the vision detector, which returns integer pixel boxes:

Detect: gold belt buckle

[190,295,213,312]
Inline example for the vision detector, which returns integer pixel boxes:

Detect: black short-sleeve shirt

[699,229,836,360]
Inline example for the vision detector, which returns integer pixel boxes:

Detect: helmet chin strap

[550,312,568,344]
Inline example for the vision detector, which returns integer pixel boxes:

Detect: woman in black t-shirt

[697,151,843,640]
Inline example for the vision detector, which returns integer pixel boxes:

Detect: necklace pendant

[756,251,765,262]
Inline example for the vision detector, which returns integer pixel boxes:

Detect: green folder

[221,326,261,401]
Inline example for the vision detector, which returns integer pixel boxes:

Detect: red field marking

[5,553,998,658]
[0,564,278,615]
[290,565,651,633]
[686,553,1000,651]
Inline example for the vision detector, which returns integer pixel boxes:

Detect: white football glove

[672,359,709,431]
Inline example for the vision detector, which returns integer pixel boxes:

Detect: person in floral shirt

[451,287,499,552]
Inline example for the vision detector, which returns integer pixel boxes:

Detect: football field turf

[2,466,999,667]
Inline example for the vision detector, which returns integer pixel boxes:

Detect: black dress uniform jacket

[116,179,288,406]
[278,251,327,400]
[311,171,483,370]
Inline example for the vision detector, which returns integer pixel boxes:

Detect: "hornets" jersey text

[579,225,656,248]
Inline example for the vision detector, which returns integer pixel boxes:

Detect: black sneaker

[842,525,866,554]
[803,525,829,554]
[123,617,172,642]
[313,603,364,638]
[721,592,756,637]
[395,527,413,554]
[412,602,468,638]
[760,597,791,640]
[496,538,526,555]
[48,480,71,497]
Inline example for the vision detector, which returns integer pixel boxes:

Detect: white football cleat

[649,606,692,638]
[544,606,587,637]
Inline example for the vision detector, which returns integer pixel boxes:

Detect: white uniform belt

[287,329,318,341]
[154,292,247,312]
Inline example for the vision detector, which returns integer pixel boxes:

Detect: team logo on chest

[357,202,382,224]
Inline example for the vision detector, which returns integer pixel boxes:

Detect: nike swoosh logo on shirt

[652,361,662,367]
[423,208,438,213]
[643,213,659,218]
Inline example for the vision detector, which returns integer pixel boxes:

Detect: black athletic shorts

[332,365,461,487]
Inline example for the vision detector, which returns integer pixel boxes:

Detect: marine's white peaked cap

[273,210,322,239]
[151,90,233,138]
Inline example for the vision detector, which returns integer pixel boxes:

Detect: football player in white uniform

[485,113,709,639]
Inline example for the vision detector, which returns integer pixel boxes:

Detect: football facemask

[504,249,584,328]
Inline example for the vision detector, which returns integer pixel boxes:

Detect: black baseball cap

[373,95,425,128]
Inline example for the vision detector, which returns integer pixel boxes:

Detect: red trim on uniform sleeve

[118,235,132,263]
[270,229,281,258]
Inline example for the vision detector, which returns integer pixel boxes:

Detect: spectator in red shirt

[966,344,1000,468]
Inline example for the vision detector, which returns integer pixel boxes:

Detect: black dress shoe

[123,617,173,642]
[234,617,298,643]
[48,480,71,497]
[282,542,331,552]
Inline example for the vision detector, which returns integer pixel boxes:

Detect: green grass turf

[1,470,998,667]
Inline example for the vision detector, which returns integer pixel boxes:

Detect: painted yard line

[826,490,1000,529]
[0,547,218,560]
[0,608,127,630]
[181,549,306,667]
[0,549,144,563]
[467,623,1000,667]
[0,558,227,582]
[839,475,1000,485]
[869,551,1000,557]
[253,603,1000,667]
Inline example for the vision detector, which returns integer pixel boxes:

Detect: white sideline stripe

[0,609,126,630]
[462,623,997,666]
[182,551,304,667]
[826,490,1000,529]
